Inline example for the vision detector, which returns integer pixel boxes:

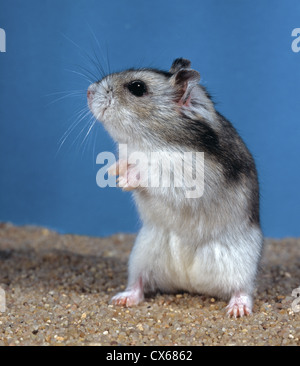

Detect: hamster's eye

[126,80,147,97]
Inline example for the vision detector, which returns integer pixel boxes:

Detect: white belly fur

[128,191,263,301]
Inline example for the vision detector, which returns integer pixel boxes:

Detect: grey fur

[87,58,264,316]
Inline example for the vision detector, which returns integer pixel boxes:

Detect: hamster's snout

[87,89,93,99]
[87,84,98,112]
[87,86,95,103]
[87,81,112,121]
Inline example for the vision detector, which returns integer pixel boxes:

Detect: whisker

[93,123,99,159]
[104,40,111,75]
[61,107,91,140]
[71,115,95,149]
[84,109,104,158]
[80,118,96,148]
[80,119,97,158]
[76,64,101,82]
[87,23,109,76]
[56,107,91,155]
[91,48,107,79]
[65,68,93,83]
[46,90,86,106]
[61,32,106,81]
[55,31,108,159]
[59,110,87,144]
[45,90,86,97]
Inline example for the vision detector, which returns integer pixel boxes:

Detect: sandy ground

[0,222,299,346]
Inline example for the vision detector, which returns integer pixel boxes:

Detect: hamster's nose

[87,89,94,100]
[87,84,97,101]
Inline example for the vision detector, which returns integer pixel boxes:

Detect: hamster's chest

[134,188,203,236]
[127,147,214,236]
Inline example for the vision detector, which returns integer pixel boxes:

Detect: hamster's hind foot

[110,279,144,307]
[226,292,253,318]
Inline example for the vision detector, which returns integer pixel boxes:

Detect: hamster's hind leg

[110,277,144,307]
[226,292,253,318]
[110,225,159,307]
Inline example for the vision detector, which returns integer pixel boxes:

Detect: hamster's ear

[171,69,201,106]
[170,58,191,73]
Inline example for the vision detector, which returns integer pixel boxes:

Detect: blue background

[0,0,299,238]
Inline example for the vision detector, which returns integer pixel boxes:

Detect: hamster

[87,58,264,317]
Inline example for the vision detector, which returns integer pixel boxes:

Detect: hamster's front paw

[226,292,253,318]
[117,173,140,191]
[109,159,143,191]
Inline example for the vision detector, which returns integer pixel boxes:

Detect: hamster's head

[87,58,214,146]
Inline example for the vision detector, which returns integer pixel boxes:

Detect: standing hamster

[87,58,263,317]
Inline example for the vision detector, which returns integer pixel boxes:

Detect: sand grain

[0,223,299,346]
